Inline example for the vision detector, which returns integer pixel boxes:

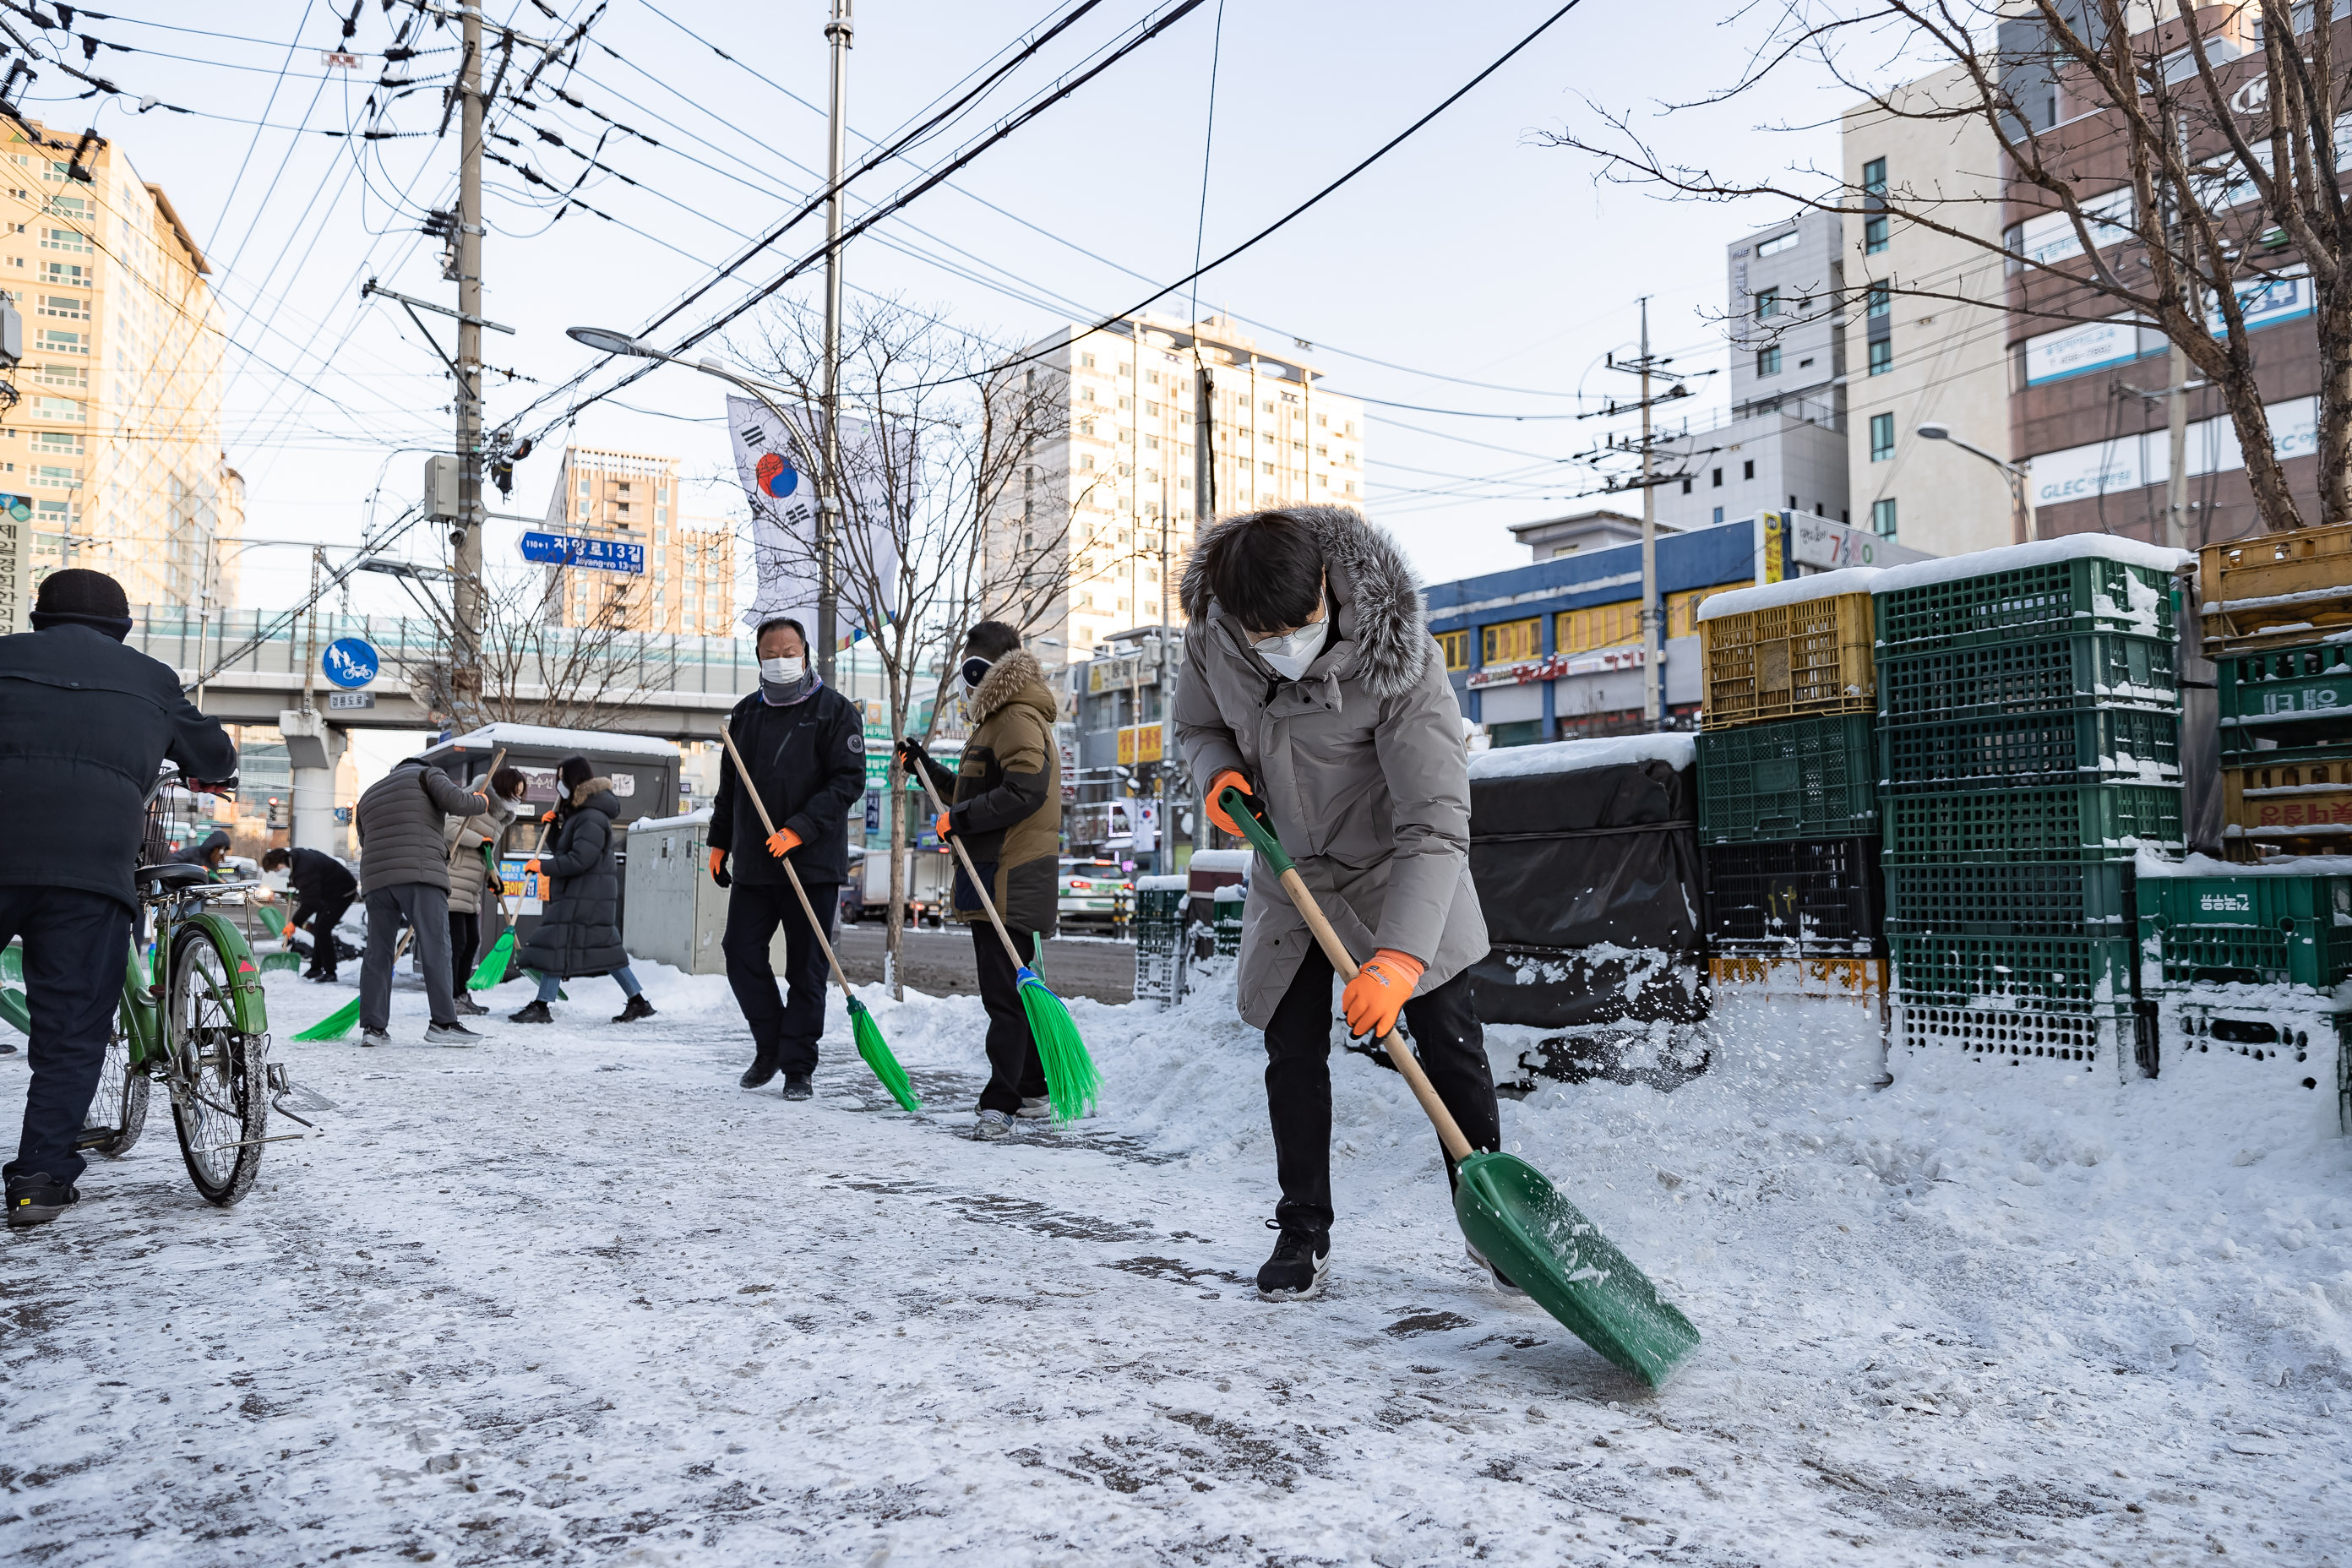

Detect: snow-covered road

[3,963,2348,1565]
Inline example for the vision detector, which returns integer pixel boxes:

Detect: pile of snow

[1468,732,1697,780]
[1873,531,2194,595]
[1695,566,1881,622]
[438,721,681,759]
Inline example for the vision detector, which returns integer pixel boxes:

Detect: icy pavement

[2,965,2349,1566]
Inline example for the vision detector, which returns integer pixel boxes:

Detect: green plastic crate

[1892,998,2139,1075]
[1882,782,2183,863]
[1890,931,2137,1007]
[1696,712,1876,843]
[2136,872,2352,990]
[1876,553,2177,655]
[1885,861,2134,936]
[1880,705,2180,793]
[2218,640,2352,753]
[1877,632,2177,723]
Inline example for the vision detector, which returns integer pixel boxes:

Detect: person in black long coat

[509,755,654,1026]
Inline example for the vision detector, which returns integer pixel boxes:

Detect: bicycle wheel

[79,1008,150,1158]
[166,924,267,1206]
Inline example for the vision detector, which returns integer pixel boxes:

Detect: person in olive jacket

[509,756,654,1026]
[0,569,237,1228]
[898,620,1062,1142]
[708,617,865,1100]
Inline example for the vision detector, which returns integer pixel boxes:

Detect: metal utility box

[623,809,795,976]
[420,723,682,957]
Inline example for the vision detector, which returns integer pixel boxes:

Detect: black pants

[722,880,838,1077]
[1264,946,1500,1237]
[447,910,480,977]
[0,885,133,1190]
[300,893,352,979]
[972,923,1047,1114]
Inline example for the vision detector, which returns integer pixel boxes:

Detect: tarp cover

[1465,752,1706,1028]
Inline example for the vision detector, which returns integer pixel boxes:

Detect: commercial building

[1841,65,2017,557]
[1,118,241,607]
[988,313,1365,675]
[542,444,735,634]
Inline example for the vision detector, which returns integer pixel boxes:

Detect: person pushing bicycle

[0,570,237,1228]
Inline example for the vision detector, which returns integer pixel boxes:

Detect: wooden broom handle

[717,727,858,998]
[906,748,1032,973]
[1277,867,1475,1163]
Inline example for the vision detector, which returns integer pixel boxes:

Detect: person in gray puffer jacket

[509,755,653,1026]
[354,755,491,1047]
[1175,504,1498,1303]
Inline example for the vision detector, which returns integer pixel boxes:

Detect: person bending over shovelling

[0,569,239,1228]
[708,617,865,1101]
[1174,505,1505,1302]
[261,844,358,983]
[509,756,656,1026]
[898,621,1064,1143]
[172,829,232,877]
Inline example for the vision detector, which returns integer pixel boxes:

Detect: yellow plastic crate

[1708,952,1887,999]
[2221,755,2352,858]
[1701,591,1875,729]
[2201,520,2352,653]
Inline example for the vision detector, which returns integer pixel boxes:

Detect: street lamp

[1916,422,2036,543]
[565,324,840,682]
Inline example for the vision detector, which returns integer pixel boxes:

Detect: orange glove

[765,828,802,858]
[541,808,558,823]
[525,858,542,875]
[1342,950,1425,1039]
[1205,769,1253,836]
[281,922,297,941]
[933,810,954,841]
[708,848,727,878]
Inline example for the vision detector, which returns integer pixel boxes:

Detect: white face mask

[1254,614,1330,682]
[760,655,807,684]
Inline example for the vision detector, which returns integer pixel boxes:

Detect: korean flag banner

[726,394,906,647]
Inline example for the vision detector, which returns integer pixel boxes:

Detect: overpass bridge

[133,607,765,743]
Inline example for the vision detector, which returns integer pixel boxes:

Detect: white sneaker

[969,1109,1013,1141]
[1015,1096,1052,1120]
[1467,1241,1528,1298]
[359,1029,391,1049]
[424,1021,480,1048]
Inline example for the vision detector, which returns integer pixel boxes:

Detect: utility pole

[1593,297,1693,732]
[1158,462,1173,876]
[817,0,854,687]
[1191,342,1216,852]
[451,1,486,720]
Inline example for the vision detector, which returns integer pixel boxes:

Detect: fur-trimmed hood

[968,648,1056,726]
[1179,505,1429,700]
[567,776,618,812]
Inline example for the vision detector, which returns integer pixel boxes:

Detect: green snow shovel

[721,728,919,1112]
[908,746,1097,1121]
[0,984,27,1037]
[1219,784,1701,1389]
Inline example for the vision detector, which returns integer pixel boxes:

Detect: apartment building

[1,118,240,607]
[542,444,735,634]
[1841,65,2016,557]
[989,313,1365,670]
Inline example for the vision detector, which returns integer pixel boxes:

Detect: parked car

[1058,857,1131,930]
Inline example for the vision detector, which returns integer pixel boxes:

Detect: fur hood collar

[968,648,1053,725]
[1179,505,1429,699]
[567,775,618,812]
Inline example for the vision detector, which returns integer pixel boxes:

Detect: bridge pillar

[280,710,346,854]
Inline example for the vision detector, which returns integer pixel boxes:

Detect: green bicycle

[76,769,299,1206]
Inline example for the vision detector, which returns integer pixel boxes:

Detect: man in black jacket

[709,617,866,1099]
[0,569,237,1228]
[262,846,358,983]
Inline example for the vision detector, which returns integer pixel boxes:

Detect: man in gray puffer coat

[1176,505,1498,1303]
[354,756,491,1047]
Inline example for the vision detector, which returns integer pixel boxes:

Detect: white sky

[37,1,1857,614]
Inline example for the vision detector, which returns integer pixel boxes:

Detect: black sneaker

[6,1173,79,1229]
[781,1074,814,1102]
[739,1054,781,1089]
[1256,1221,1330,1299]
[613,994,656,1024]
[452,993,490,1016]
[508,999,554,1025]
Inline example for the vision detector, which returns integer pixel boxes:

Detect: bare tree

[738,296,1088,995]
[392,564,654,732]
[1545,0,2352,533]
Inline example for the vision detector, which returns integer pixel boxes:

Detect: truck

[843,844,953,927]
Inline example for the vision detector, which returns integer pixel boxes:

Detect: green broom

[908,751,1097,1121]
[468,836,535,990]
[291,924,414,1042]
[720,729,919,1112]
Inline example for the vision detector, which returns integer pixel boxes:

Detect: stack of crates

[2205,521,2352,857]
[1874,538,2188,1075]
[1694,569,1886,1000]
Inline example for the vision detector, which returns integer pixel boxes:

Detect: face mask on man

[1253,612,1330,682]
[961,656,994,690]
[760,654,807,685]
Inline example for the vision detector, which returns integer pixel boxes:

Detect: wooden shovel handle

[1277,874,1475,1164]
[905,746,1032,974]
[717,727,857,999]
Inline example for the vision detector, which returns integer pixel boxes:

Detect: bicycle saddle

[135,863,212,892]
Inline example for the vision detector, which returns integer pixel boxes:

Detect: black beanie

[558,755,594,792]
[29,568,133,640]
